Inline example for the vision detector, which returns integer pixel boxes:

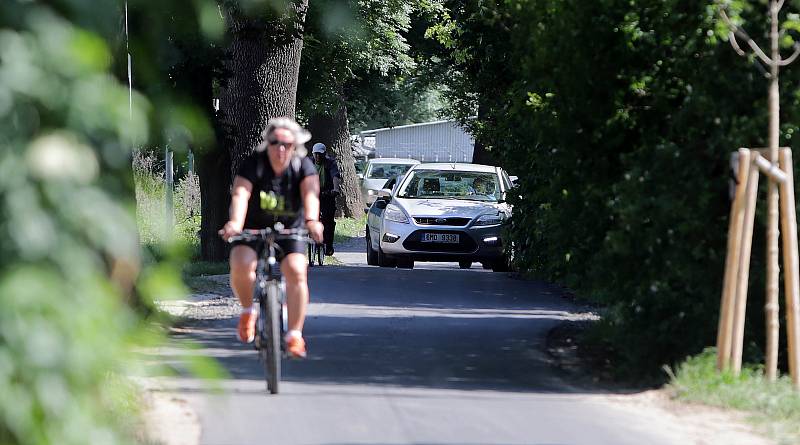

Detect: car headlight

[473,212,505,226]
[384,204,409,224]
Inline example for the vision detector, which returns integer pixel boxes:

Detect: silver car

[359,158,420,207]
[365,163,513,271]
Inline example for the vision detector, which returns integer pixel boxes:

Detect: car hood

[363,178,388,190]
[394,198,511,219]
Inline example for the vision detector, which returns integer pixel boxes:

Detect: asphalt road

[152,251,678,445]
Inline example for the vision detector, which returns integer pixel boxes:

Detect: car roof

[368,158,420,164]
[409,163,499,173]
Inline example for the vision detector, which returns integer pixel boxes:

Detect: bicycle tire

[262,282,282,394]
[317,243,324,266]
[307,242,315,266]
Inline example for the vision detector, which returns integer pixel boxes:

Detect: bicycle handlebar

[225,227,310,244]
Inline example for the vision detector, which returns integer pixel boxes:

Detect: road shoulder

[547,320,774,445]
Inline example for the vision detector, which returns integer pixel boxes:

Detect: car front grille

[413,217,471,226]
[402,230,477,253]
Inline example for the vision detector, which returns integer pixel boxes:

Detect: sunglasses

[267,136,294,148]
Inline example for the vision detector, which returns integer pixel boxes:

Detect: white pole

[125,2,132,120]
[165,147,174,240]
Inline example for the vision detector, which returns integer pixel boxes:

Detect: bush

[441,0,796,375]
[0,2,212,443]
[133,149,201,252]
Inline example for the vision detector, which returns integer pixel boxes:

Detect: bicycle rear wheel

[260,282,282,394]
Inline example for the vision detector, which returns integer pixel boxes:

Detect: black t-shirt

[236,153,318,229]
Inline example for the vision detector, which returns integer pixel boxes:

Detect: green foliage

[670,349,800,444]
[133,149,201,249]
[0,1,217,443]
[183,261,229,278]
[299,0,416,116]
[333,216,367,242]
[434,0,800,375]
[298,0,449,132]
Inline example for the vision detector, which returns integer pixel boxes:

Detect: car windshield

[367,163,414,179]
[397,170,501,202]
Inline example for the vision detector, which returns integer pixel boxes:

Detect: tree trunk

[471,104,496,165]
[198,146,231,261]
[471,138,496,166]
[308,105,364,218]
[218,1,309,177]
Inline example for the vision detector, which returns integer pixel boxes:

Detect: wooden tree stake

[718,148,753,371]
[779,148,800,389]
[731,160,760,375]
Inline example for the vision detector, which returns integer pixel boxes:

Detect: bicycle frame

[226,226,308,394]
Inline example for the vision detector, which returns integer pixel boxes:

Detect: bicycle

[307,238,324,266]
[226,224,309,394]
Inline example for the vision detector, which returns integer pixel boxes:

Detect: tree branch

[729,31,747,56]
[778,43,800,66]
[754,57,773,77]
[719,7,775,65]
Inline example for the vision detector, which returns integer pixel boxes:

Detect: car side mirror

[375,199,388,210]
[363,207,369,214]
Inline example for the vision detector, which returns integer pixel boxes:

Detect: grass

[333,215,366,243]
[668,348,800,444]
[183,261,229,277]
[174,216,362,279]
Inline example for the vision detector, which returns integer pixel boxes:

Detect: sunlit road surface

[154,254,678,445]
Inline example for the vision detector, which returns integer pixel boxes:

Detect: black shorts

[230,238,307,261]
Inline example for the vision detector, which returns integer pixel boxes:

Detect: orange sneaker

[286,335,307,359]
[237,309,258,343]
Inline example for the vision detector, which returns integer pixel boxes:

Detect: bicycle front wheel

[261,282,282,394]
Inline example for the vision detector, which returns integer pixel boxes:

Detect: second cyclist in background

[219,117,323,359]
[312,143,341,256]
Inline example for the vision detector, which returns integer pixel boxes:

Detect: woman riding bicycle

[219,117,323,358]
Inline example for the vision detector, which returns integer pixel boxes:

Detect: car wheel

[397,258,414,269]
[490,258,510,272]
[366,229,378,266]
[458,260,472,269]
[376,243,396,267]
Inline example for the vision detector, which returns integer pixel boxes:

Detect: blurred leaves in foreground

[0,1,217,443]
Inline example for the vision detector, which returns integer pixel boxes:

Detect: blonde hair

[256,117,312,157]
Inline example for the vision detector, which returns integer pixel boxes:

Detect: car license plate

[422,233,459,243]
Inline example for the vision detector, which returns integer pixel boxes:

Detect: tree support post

[718,148,752,371]
[779,148,800,389]
[731,156,760,374]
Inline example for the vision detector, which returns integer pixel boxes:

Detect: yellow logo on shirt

[260,191,278,210]
[260,190,293,215]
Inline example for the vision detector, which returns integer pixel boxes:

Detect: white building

[357,119,475,163]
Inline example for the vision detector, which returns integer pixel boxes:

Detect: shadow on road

[150,264,617,396]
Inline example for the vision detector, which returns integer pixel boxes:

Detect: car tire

[396,258,414,269]
[376,243,396,267]
[490,258,510,272]
[366,229,378,266]
[459,261,472,269]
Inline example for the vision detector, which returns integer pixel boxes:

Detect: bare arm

[301,174,324,242]
[219,175,252,239]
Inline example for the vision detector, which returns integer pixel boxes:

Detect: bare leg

[230,245,257,308]
[281,252,309,332]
